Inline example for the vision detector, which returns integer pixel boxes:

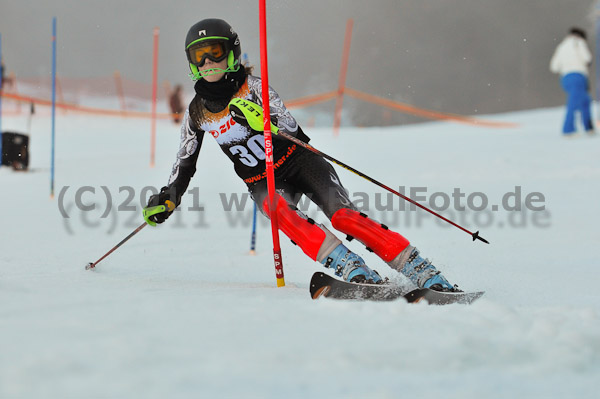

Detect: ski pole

[229,98,489,244]
[277,130,488,243]
[85,222,147,270]
[85,200,175,270]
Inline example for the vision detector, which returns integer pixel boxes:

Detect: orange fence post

[150,27,159,168]
[113,70,127,113]
[333,18,353,136]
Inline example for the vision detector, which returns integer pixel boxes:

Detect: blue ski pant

[560,72,593,134]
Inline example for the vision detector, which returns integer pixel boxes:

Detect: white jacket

[550,34,592,76]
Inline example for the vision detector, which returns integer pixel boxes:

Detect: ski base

[309,272,484,305]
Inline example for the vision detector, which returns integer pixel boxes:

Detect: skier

[144,18,459,291]
[550,27,595,136]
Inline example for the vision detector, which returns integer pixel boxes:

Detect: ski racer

[144,18,459,292]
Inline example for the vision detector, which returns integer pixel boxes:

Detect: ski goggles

[187,41,227,66]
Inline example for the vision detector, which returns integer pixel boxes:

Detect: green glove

[143,186,177,226]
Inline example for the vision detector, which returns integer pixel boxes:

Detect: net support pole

[150,27,159,168]
[333,19,353,136]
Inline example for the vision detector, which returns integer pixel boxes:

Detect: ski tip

[85,262,94,271]
[472,231,489,244]
[309,272,328,299]
[311,285,331,300]
[422,289,485,305]
[449,291,485,305]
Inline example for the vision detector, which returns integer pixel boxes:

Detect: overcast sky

[0,0,596,125]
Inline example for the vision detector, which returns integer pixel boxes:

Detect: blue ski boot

[321,244,383,284]
[400,247,459,292]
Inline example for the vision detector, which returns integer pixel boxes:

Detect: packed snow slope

[1,105,599,398]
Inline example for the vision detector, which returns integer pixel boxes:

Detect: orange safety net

[343,87,518,128]
[0,91,174,119]
[0,75,179,119]
[0,76,518,128]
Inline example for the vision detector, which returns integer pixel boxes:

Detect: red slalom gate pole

[150,27,159,168]
[333,18,353,136]
[259,0,285,287]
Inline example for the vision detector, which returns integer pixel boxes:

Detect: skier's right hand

[143,186,176,226]
[228,98,279,134]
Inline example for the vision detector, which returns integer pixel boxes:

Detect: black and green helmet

[185,18,241,81]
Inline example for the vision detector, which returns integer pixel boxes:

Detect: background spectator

[550,27,594,136]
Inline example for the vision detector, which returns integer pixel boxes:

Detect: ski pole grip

[143,200,175,227]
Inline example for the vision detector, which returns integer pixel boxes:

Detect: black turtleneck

[192,66,247,113]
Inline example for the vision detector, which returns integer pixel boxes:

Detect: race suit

[166,75,354,218]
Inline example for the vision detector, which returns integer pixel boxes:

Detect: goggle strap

[186,36,229,49]
[187,54,240,81]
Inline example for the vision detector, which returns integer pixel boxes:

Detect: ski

[309,272,422,302]
[417,286,485,305]
[309,272,484,305]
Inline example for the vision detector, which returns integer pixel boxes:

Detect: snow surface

[1,104,599,398]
